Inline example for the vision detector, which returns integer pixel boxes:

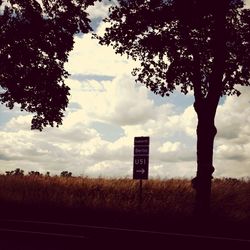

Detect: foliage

[5,168,24,176]
[5,168,70,177]
[0,0,96,130]
[60,170,72,177]
[96,0,250,99]
[28,170,42,176]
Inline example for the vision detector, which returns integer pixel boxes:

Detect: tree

[5,168,24,176]
[60,170,72,177]
[0,0,96,130]
[28,170,41,176]
[96,0,250,218]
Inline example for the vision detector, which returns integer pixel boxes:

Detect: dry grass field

[0,174,249,249]
[0,175,193,215]
[0,173,249,225]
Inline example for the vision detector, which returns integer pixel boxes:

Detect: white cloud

[104,76,155,125]
[4,115,33,131]
[2,80,250,179]
[66,74,155,126]
[216,144,247,161]
[84,160,131,178]
[245,0,250,8]
[149,162,196,179]
[213,86,250,178]
[65,26,139,77]
[87,0,115,19]
[159,141,181,153]
[180,106,197,137]
[0,74,198,178]
[216,87,250,141]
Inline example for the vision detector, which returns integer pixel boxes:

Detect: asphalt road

[0,219,250,250]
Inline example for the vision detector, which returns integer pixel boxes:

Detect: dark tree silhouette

[28,170,41,176]
[0,0,96,130]
[5,168,24,176]
[60,170,72,177]
[96,0,250,217]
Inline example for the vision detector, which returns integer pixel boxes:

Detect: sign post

[133,136,150,208]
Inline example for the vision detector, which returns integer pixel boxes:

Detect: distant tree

[6,168,24,176]
[60,171,72,177]
[96,0,250,218]
[28,170,41,176]
[5,171,12,176]
[0,0,96,130]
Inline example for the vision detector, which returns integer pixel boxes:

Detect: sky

[0,0,250,179]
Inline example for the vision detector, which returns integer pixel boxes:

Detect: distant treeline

[4,168,72,177]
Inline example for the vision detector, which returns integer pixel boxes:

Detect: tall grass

[0,175,249,222]
[211,178,250,221]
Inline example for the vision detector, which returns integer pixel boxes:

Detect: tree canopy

[97,0,250,100]
[0,0,96,130]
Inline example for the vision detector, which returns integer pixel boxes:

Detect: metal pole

[139,179,143,209]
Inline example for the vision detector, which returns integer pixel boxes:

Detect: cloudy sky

[0,0,250,179]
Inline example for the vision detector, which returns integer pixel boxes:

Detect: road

[0,219,250,250]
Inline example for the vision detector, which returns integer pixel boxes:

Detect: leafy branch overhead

[0,0,96,130]
[97,0,250,99]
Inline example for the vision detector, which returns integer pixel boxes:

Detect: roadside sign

[133,155,149,179]
[134,146,149,155]
[134,137,150,146]
[133,137,150,180]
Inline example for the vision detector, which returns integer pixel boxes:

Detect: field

[0,174,250,249]
[0,174,250,236]
[0,175,192,213]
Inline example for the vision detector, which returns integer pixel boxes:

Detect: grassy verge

[0,175,249,236]
[0,175,194,215]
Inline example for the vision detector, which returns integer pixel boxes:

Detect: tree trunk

[192,101,217,218]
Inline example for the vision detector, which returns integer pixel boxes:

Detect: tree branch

[178,22,203,105]
[207,1,228,111]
